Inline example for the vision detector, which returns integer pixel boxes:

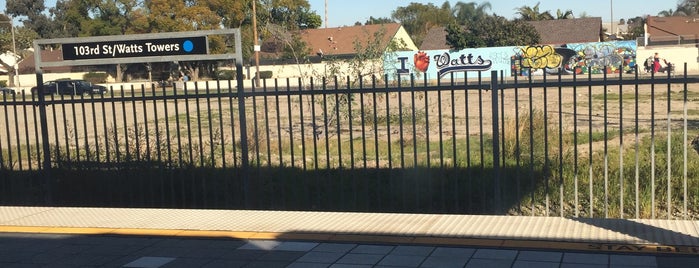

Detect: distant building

[644,16,699,46]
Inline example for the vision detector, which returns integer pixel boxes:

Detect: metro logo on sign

[62,36,207,60]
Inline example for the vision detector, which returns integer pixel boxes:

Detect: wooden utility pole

[252,0,260,86]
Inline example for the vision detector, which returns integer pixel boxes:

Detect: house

[260,23,418,64]
[419,18,603,50]
[645,16,699,46]
[523,18,603,45]
[299,23,418,59]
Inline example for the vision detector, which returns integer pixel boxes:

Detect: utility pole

[1,17,19,87]
[252,0,260,86]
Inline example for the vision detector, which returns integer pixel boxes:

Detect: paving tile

[259,251,305,261]
[329,264,373,268]
[430,247,476,258]
[656,256,699,268]
[517,250,563,262]
[313,243,357,253]
[609,254,657,267]
[287,262,330,268]
[161,257,215,268]
[377,254,426,267]
[336,253,385,265]
[560,263,608,268]
[239,260,290,268]
[465,258,513,268]
[472,248,518,260]
[512,260,560,268]
[238,240,281,250]
[563,252,609,265]
[350,244,394,254]
[218,249,267,260]
[123,256,176,268]
[390,245,435,256]
[420,256,470,268]
[274,241,319,251]
[200,259,248,268]
[297,251,345,263]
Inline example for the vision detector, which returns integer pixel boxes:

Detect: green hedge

[257,71,273,79]
[83,72,109,84]
[0,80,6,87]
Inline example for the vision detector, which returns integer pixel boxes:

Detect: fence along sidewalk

[0,67,698,219]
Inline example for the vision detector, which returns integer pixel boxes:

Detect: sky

[308,0,678,27]
[9,0,678,27]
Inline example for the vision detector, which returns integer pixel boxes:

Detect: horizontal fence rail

[1,66,698,219]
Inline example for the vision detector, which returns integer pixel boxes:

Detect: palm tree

[555,9,574,19]
[452,1,492,24]
[515,2,554,21]
[657,9,675,17]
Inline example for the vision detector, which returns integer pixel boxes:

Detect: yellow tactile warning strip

[2,225,699,255]
[1,206,699,255]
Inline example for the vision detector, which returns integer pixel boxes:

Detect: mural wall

[386,40,637,80]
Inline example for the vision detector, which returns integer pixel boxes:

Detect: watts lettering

[433,52,492,78]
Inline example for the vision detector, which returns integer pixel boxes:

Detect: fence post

[490,71,501,213]
[235,62,250,207]
[34,44,52,205]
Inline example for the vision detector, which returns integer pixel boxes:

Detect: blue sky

[19,0,678,27]
[308,0,678,27]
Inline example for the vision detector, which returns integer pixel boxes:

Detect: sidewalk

[1,206,699,267]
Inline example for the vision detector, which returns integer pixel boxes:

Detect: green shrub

[216,70,240,80]
[83,72,109,83]
[256,71,273,79]
[0,80,6,87]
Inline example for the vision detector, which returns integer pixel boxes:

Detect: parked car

[0,87,16,95]
[31,79,108,96]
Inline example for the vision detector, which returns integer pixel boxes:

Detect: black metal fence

[1,66,698,219]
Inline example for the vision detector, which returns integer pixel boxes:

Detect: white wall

[637,46,699,73]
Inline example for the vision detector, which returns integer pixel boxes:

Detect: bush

[216,70,241,80]
[256,71,273,79]
[0,80,6,87]
[83,72,109,83]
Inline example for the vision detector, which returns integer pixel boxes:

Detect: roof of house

[527,17,603,44]
[298,23,407,57]
[18,49,72,74]
[420,26,448,50]
[647,16,699,43]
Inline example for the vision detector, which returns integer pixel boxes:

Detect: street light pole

[1,17,19,87]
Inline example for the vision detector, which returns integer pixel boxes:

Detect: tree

[452,1,491,25]
[555,9,574,19]
[391,2,454,46]
[446,15,540,49]
[515,2,554,21]
[364,16,395,25]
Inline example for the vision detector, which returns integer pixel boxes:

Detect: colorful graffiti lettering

[519,45,562,69]
[512,41,637,76]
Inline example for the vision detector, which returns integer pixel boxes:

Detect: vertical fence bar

[573,71,579,217]
[634,69,640,219]
[35,71,52,203]
[682,64,688,219]
[558,72,564,217]
[13,95,22,170]
[543,72,549,216]
[588,68,593,217]
[603,70,609,218]
[666,72,672,219]
[235,62,249,207]
[490,71,501,213]
[618,69,624,218]
[651,73,656,218]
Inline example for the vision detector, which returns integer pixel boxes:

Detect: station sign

[62,36,208,60]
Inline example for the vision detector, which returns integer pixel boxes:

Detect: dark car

[31,79,108,96]
[0,87,16,95]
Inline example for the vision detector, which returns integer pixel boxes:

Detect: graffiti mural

[385,40,637,80]
[511,41,637,76]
